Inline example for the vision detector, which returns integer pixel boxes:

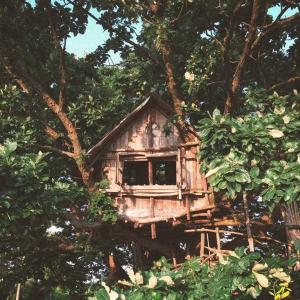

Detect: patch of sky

[25,1,298,60]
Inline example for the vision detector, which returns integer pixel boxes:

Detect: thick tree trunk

[161,44,195,143]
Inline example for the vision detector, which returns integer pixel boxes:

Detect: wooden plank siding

[88,96,214,223]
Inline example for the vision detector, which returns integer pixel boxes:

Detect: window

[122,158,176,186]
[153,160,176,185]
[123,161,149,185]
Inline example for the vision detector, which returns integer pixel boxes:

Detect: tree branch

[65,0,163,70]
[222,1,244,60]
[44,125,62,140]
[44,0,67,110]
[4,60,93,188]
[4,62,81,154]
[251,12,300,54]
[224,0,266,113]
[59,37,67,110]
[37,145,75,158]
[268,76,300,91]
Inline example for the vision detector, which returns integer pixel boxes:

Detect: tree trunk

[161,44,195,143]
[283,203,300,249]
[224,0,263,113]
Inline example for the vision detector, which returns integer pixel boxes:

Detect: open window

[123,161,149,185]
[153,160,176,185]
[122,157,176,186]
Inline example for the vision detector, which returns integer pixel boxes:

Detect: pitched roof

[87,94,173,157]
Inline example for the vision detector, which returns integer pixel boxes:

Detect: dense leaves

[1,0,300,299]
[95,248,295,300]
[198,90,300,210]
[0,141,115,298]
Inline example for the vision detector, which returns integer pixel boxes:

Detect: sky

[27,1,297,61]
[66,5,297,60]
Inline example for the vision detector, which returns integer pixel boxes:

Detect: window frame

[121,154,177,187]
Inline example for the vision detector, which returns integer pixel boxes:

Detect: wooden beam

[146,151,177,158]
[185,228,285,245]
[179,141,199,147]
[216,227,221,252]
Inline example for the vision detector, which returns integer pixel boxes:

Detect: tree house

[88,95,214,228]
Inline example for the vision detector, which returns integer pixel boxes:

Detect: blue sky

[27,1,297,61]
[66,6,296,60]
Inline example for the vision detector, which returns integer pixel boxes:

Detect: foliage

[0,0,300,298]
[0,141,114,298]
[94,248,295,300]
[198,90,300,210]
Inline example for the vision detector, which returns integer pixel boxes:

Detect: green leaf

[250,167,260,178]
[6,141,17,152]
[294,239,300,251]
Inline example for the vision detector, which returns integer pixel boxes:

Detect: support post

[200,231,205,258]
[150,197,156,239]
[216,227,221,252]
[108,254,117,282]
[186,241,191,260]
[15,284,21,300]
[171,246,177,268]
[206,232,211,259]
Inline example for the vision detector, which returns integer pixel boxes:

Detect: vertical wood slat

[200,231,205,258]
[148,160,156,239]
[191,146,198,190]
[181,147,187,189]
[177,148,182,199]
[115,153,120,184]
[185,195,191,221]
[147,109,154,149]
[201,173,210,203]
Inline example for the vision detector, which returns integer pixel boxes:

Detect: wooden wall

[95,103,213,221]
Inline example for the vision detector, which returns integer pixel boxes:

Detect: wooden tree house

[87,96,289,265]
[88,95,215,236]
